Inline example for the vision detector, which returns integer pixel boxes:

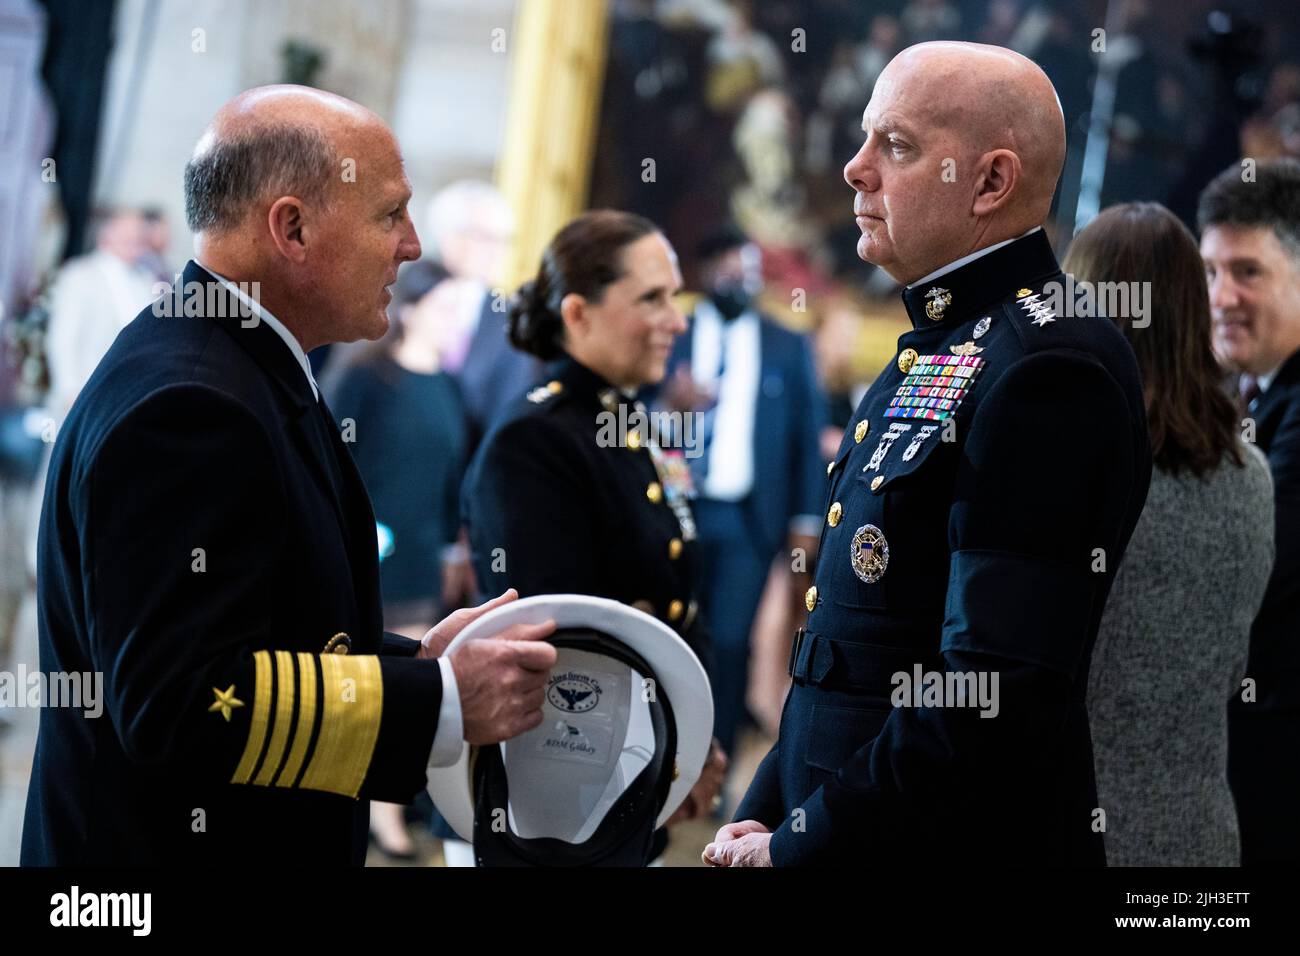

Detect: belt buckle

[787,627,806,678]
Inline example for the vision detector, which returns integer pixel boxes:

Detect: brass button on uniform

[546,380,564,394]
[632,599,655,615]
[668,537,683,560]
[323,632,351,655]
[898,348,919,374]
[854,420,869,443]
[646,482,662,503]
[668,599,684,621]
[871,475,885,492]
[804,585,818,612]
[827,502,842,527]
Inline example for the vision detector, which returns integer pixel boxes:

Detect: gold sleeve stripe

[276,653,319,788]
[253,651,296,786]
[298,654,383,798]
[231,650,274,785]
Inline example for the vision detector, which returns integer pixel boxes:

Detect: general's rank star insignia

[209,685,245,722]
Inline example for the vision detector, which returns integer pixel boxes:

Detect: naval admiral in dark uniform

[709,42,1152,867]
[463,210,727,838]
[22,86,556,865]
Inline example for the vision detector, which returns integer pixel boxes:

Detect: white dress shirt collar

[197,260,319,400]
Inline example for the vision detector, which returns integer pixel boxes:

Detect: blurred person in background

[1199,158,1300,865]
[463,210,727,862]
[744,294,871,744]
[43,206,155,422]
[327,258,476,861]
[25,206,157,574]
[1067,202,1273,865]
[137,206,173,284]
[657,225,825,792]
[423,179,537,453]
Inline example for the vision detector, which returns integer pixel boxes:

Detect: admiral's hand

[450,619,557,744]
[417,588,520,660]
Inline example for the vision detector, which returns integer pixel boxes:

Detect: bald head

[186,85,392,235]
[201,84,392,165]
[184,84,420,351]
[883,42,1065,214]
[844,42,1066,283]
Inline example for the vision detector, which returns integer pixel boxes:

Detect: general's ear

[267,196,309,264]
[971,149,1021,218]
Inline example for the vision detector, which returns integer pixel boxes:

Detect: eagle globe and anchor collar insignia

[900,229,1060,332]
[924,287,952,320]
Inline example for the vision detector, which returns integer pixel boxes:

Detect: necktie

[1239,374,1261,415]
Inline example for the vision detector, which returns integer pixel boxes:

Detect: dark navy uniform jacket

[462,354,711,671]
[23,261,443,865]
[734,230,1152,865]
[1231,346,1300,864]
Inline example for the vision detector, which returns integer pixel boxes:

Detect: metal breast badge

[865,422,911,471]
[901,425,938,461]
[851,524,889,584]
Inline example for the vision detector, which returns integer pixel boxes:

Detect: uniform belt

[788,628,937,694]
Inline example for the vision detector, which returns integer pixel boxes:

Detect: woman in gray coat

[1065,202,1274,866]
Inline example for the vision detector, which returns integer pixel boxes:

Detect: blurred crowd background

[1,0,1297,865]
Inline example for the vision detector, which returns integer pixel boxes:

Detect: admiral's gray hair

[183,123,337,233]
[1197,157,1300,262]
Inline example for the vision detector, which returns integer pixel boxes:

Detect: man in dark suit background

[1200,158,1300,865]
[424,180,540,454]
[22,85,557,865]
[657,227,827,768]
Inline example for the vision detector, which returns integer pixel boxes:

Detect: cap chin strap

[472,630,677,867]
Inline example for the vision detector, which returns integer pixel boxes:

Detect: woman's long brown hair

[1063,201,1243,477]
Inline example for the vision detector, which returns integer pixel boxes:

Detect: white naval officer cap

[426,594,713,866]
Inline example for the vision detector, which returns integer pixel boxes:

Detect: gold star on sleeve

[208,685,245,722]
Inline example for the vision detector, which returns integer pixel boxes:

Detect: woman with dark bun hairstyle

[462,210,726,860]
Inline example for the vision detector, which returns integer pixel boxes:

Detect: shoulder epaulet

[524,379,566,407]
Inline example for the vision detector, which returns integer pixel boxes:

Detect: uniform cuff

[427,656,464,767]
[768,783,838,866]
